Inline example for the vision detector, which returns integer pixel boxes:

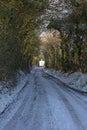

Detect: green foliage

[0,0,48,81]
[46,1,87,72]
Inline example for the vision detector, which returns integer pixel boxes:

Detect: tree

[45,0,87,72]
[40,29,62,69]
[0,0,49,80]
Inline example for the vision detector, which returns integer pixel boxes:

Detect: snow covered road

[1,68,87,130]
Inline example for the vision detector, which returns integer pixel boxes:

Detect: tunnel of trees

[40,0,87,73]
[0,0,87,81]
[0,0,49,80]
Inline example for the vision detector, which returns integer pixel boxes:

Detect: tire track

[43,73,86,130]
[30,72,59,130]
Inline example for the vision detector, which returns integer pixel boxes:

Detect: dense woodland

[0,0,87,81]
[41,0,87,73]
[0,0,49,80]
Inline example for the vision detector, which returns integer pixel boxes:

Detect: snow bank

[0,71,29,114]
[45,69,87,92]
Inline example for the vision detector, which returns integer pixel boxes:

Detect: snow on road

[0,67,87,130]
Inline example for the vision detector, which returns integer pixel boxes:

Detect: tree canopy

[0,0,49,80]
[41,0,87,72]
[0,0,87,81]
